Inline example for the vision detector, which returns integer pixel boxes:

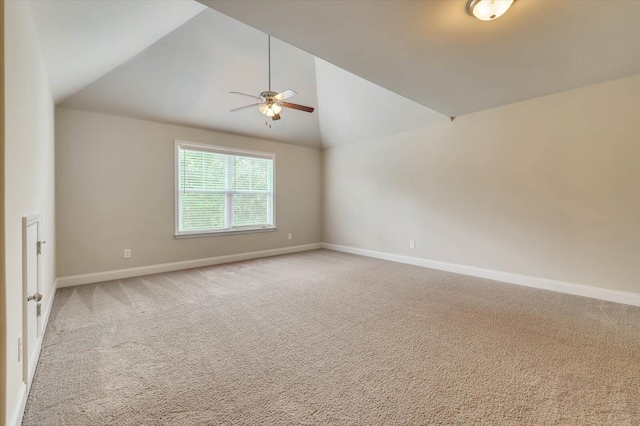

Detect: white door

[23,214,43,392]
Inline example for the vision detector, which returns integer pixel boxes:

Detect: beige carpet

[22,249,640,425]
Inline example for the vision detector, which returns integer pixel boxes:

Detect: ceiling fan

[230,35,315,123]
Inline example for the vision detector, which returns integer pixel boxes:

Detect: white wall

[324,74,640,295]
[4,1,56,424]
[55,108,322,278]
[0,1,5,422]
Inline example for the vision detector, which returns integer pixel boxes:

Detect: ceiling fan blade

[230,103,262,112]
[229,91,262,100]
[282,102,314,113]
[274,89,297,100]
[272,113,281,121]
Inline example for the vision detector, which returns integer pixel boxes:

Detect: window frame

[174,140,277,238]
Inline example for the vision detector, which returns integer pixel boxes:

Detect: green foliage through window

[177,144,274,233]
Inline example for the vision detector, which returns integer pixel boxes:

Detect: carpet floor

[22,249,640,425]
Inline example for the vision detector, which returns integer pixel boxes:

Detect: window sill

[174,227,277,239]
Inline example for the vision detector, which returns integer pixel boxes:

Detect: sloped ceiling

[32,1,638,149]
[60,9,324,148]
[200,0,640,117]
[316,59,448,148]
[30,0,207,103]
[54,6,448,149]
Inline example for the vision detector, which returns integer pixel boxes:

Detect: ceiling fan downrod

[229,33,315,121]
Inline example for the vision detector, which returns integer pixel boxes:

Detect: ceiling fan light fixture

[229,35,314,120]
[466,0,515,21]
[259,102,282,117]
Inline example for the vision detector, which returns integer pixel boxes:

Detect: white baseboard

[57,243,322,288]
[41,279,57,337]
[9,382,27,426]
[321,243,640,307]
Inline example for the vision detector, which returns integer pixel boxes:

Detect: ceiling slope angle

[199,0,640,117]
[29,0,207,103]
[60,9,322,148]
[315,58,449,148]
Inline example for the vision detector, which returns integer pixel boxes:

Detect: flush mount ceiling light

[466,0,515,21]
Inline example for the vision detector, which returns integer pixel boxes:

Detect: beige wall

[324,74,640,295]
[55,108,322,277]
[4,1,56,423]
[0,0,5,421]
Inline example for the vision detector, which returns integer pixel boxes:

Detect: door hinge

[37,303,42,316]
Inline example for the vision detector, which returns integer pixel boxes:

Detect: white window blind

[175,141,275,236]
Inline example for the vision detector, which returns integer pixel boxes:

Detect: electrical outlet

[124,249,132,259]
[288,233,292,240]
[410,240,415,249]
[18,335,22,362]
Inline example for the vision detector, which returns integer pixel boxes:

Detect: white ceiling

[30,0,640,149]
[315,59,448,148]
[59,9,323,148]
[200,0,640,117]
[30,0,206,103]
[53,5,448,149]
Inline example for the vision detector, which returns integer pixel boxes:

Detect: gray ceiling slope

[200,0,640,117]
[30,0,207,103]
[316,59,448,148]
[60,7,448,149]
[61,9,323,148]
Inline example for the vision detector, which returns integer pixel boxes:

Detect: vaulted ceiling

[201,0,640,117]
[30,0,206,103]
[28,0,640,149]
[59,9,325,148]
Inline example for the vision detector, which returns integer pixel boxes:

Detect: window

[175,141,275,237]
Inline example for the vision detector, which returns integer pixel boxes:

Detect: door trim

[22,214,42,393]
[10,278,57,426]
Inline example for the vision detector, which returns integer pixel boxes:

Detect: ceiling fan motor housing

[229,36,314,119]
[260,91,278,99]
